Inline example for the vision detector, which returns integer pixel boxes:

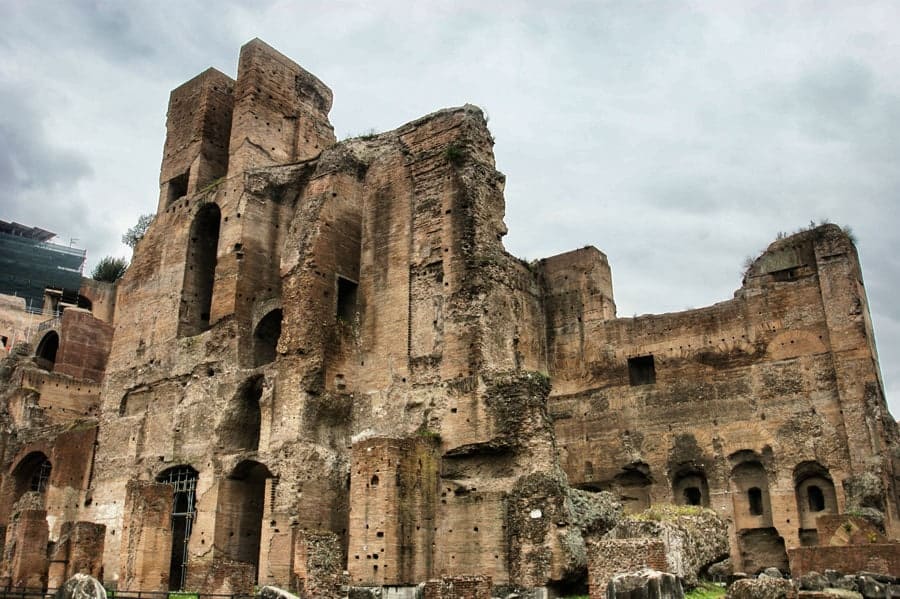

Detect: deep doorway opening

[35,331,59,369]
[217,460,271,584]
[684,486,702,506]
[157,465,199,591]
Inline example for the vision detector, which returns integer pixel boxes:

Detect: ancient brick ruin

[1,39,898,596]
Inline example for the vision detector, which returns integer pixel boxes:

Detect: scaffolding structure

[0,220,86,310]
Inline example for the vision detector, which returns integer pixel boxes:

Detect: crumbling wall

[550,225,897,571]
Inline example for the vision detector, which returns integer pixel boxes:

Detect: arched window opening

[157,465,199,591]
[178,203,221,337]
[12,452,52,504]
[748,487,764,516]
[253,309,282,367]
[370,475,379,489]
[35,331,59,369]
[684,487,702,506]
[807,485,825,512]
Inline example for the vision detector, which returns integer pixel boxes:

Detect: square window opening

[628,355,656,386]
[167,169,190,206]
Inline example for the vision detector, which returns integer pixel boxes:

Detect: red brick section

[815,514,886,545]
[9,509,49,588]
[587,538,668,599]
[787,544,900,578]
[53,310,113,382]
[423,576,492,599]
[47,521,106,589]
[185,557,256,595]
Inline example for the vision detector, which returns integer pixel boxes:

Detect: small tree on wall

[122,213,154,249]
[92,256,128,282]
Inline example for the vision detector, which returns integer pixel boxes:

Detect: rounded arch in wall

[35,330,60,368]
[11,451,52,501]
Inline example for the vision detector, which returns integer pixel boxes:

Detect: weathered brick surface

[0,39,898,594]
[587,538,668,599]
[787,544,900,579]
[423,575,492,599]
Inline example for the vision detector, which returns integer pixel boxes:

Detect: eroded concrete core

[0,39,898,596]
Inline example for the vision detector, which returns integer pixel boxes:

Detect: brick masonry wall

[788,544,900,578]
[423,575,492,599]
[587,538,667,599]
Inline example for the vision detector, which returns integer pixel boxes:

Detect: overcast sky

[1,1,898,415]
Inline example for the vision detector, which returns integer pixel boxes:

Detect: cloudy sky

[1,1,898,414]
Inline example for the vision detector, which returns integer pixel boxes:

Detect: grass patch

[629,503,708,521]
[685,582,726,599]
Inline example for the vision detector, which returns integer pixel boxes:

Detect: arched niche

[35,331,59,370]
[12,451,52,505]
[794,461,837,538]
[252,309,282,367]
[178,203,221,337]
[156,465,199,591]
[614,465,652,514]
[673,467,710,507]
[730,456,773,529]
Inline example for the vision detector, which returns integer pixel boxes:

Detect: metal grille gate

[159,467,198,591]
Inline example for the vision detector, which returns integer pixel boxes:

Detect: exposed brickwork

[587,538,668,599]
[787,544,900,579]
[423,575,492,599]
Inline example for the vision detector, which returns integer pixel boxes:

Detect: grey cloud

[0,84,91,197]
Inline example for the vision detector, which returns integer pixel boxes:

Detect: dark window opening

[30,459,52,493]
[157,466,198,591]
[36,331,59,368]
[76,295,93,311]
[370,475,379,488]
[628,355,656,386]
[167,170,190,206]
[807,485,825,512]
[179,204,220,336]
[771,267,799,282]
[748,487,764,516]
[684,486,702,506]
[253,309,282,367]
[337,276,358,322]
[1,335,7,348]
